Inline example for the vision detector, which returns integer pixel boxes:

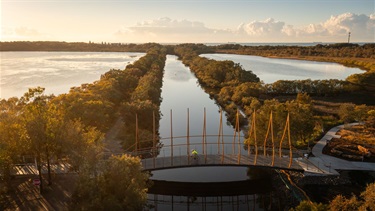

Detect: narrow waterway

[147,55,274,210]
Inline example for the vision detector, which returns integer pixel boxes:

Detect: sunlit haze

[1,0,374,43]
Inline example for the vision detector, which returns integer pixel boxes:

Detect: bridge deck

[141,154,303,171]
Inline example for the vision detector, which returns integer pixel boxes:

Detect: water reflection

[151,56,277,210]
[147,194,269,211]
[147,168,277,210]
[201,53,363,83]
[0,51,145,99]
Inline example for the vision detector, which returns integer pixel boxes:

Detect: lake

[201,53,363,83]
[0,51,145,99]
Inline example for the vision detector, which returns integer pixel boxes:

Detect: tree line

[0,41,161,52]
[213,43,375,60]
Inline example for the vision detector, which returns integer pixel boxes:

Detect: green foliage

[338,103,369,123]
[296,93,312,104]
[267,79,349,96]
[245,99,315,148]
[329,195,361,211]
[117,46,166,151]
[213,43,375,62]
[291,183,375,211]
[0,87,104,192]
[360,182,375,211]
[0,41,159,52]
[289,182,375,211]
[290,200,328,211]
[0,97,28,186]
[71,155,150,211]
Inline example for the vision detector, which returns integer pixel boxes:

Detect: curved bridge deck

[141,154,303,171]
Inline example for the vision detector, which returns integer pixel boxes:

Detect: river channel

[148,55,275,210]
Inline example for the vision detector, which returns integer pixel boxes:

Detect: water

[0,51,144,99]
[154,55,248,181]
[201,53,363,83]
[148,55,273,210]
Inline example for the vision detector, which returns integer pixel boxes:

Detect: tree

[338,103,356,123]
[21,87,51,192]
[290,200,328,211]
[20,87,104,192]
[286,100,315,147]
[359,183,375,211]
[353,104,368,123]
[61,120,104,173]
[71,155,150,211]
[329,195,361,211]
[296,93,312,104]
[0,98,27,188]
[329,183,375,211]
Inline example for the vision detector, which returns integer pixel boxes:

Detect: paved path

[305,123,375,175]
[11,162,72,176]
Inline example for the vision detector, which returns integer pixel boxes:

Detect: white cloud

[238,18,285,36]
[235,13,374,42]
[297,13,375,41]
[115,17,233,43]
[115,13,374,43]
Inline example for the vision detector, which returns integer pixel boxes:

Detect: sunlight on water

[201,54,363,83]
[0,52,145,99]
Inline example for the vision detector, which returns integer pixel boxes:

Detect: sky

[1,0,374,43]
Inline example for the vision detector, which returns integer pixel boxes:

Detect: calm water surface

[0,51,144,99]
[202,53,363,83]
[148,55,272,210]
[153,55,247,182]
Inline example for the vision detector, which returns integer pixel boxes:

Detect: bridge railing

[128,134,297,169]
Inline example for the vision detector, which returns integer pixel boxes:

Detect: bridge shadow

[148,178,272,197]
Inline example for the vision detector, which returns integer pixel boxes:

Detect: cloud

[236,13,374,42]
[298,13,375,40]
[115,13,374,43]
[14,27,42,36]
[115,17,233,43]
[238,18,285,36]
[1,26,51,41]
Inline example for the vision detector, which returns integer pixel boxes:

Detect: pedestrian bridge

[127,110,306,172]
[140,153,303,172]
[128,134,305,172]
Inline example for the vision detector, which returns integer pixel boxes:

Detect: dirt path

[103,117,126,155]
[1,174,78,211]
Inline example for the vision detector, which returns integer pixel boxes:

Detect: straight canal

[147,55,277,210]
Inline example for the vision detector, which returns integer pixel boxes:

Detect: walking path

[301,122,375,175]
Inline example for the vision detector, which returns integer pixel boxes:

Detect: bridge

[140,152,303,172]
[127,109,307,172]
